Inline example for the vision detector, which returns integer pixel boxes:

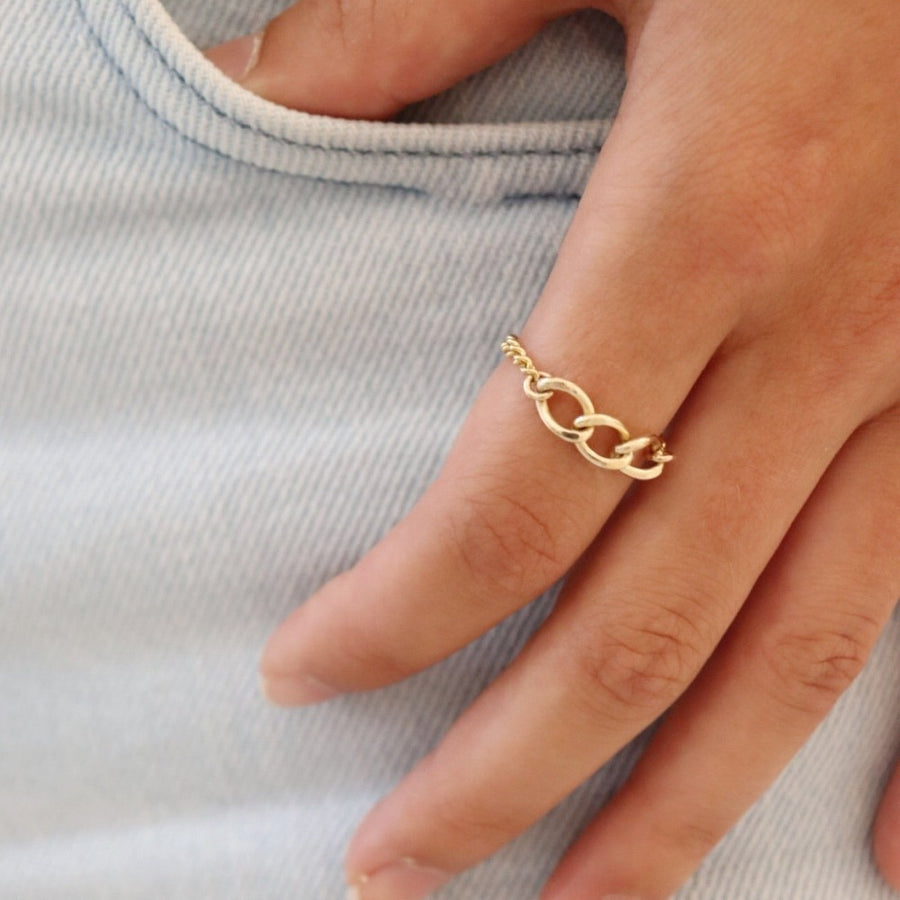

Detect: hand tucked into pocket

[206,2,900,898]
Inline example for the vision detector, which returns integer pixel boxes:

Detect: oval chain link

[500,334,673,480]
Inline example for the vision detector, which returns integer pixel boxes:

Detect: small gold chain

[500,335,542,384]
[501,333,673,480]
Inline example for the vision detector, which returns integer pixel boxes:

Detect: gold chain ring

[500,334,673,480]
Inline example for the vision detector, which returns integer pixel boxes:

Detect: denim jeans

[1,1,898,896]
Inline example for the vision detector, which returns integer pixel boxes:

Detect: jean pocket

[75,0,613,201]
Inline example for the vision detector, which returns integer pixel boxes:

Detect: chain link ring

[500,333,673,480]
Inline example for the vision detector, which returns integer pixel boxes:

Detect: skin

[205,1,900,897]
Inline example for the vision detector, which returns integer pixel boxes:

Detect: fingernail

[204,28,265,82]
[349,857,451,900]
[259,672,342,706]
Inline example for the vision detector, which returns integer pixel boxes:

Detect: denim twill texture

[1,1,898,897]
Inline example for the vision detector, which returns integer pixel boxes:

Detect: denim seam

[69,0,435,196]
[69,0,586,204]
[75,0,606,164]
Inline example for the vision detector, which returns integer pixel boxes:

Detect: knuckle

[672,134,836,281]
[562,602,706,717]
[324,0,420,109]
[739,139,838,259]
[334,620,419,682]
[653,817,725,862]
[431,802,521,849]
[443,476,567,601]
[324,575,421,682]
[758,613,880,716]
[418,767,522,849]
[326,0,373,50]
[839,265,900,388]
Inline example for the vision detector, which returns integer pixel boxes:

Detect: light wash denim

[1,0,898,897]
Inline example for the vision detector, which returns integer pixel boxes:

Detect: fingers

[203,0,598,118]
[339,340,871,898]
[875,707,900,890]
[876,762,900,892]
[259,317,722,703]
[249,0,853,707]
[540,405,900,900]
[257,144,739,704]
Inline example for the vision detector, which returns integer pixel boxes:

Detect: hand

[206,1,900,897]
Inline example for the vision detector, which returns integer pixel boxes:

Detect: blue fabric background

[1,1,898,896]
